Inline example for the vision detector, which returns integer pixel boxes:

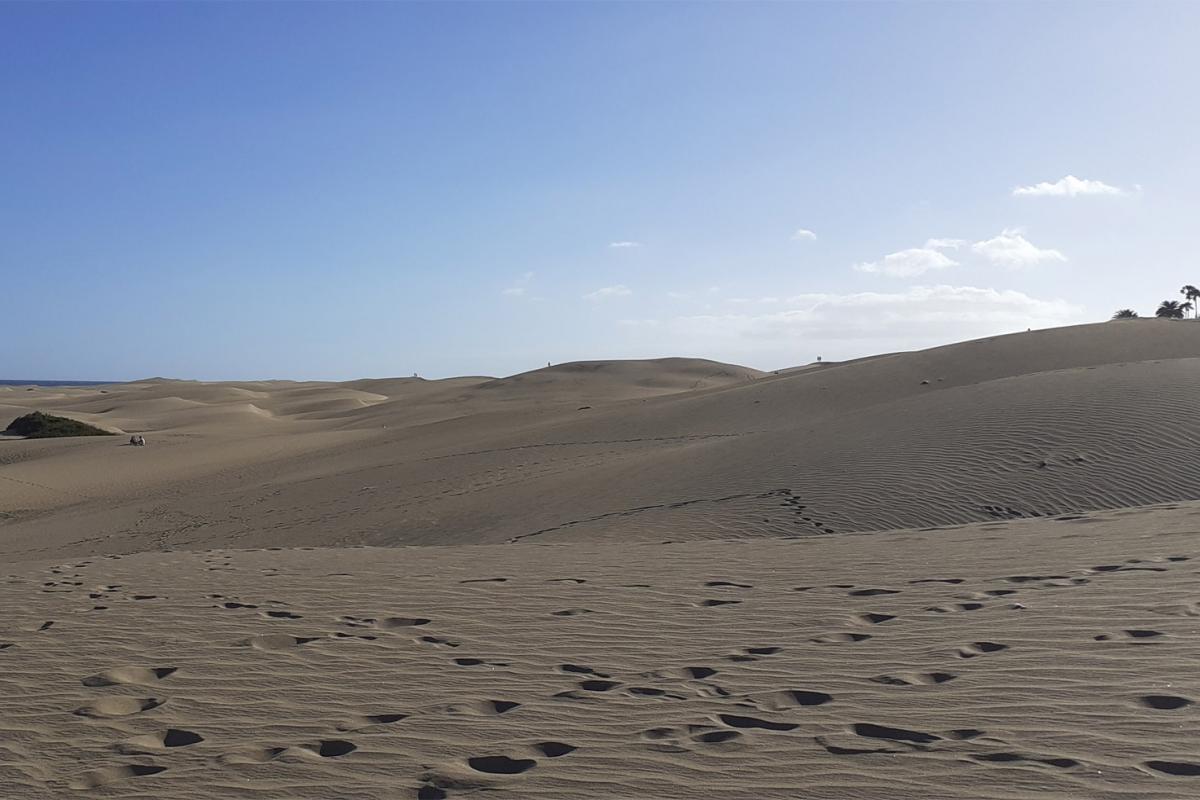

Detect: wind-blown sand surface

[4,321,1200,798]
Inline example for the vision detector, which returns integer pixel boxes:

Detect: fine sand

[3,321,1200,798]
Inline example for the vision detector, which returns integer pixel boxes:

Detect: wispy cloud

[501,271,536,297]
[971,228,1066,268]
[584,284,633,300]
[608,241,641,249]
[1012,175,1126,197]
[635,285,1081,350]
[924,238,966,250]
[854,247,958,277]
[791,228,817,241]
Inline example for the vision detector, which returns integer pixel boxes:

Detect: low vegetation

[4,411,114,439]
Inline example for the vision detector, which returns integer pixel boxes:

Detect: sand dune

[4,321,1200,798]
[4,321,1199,557]
[4,503,1200,798]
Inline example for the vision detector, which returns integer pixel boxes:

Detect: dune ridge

[4,322,1200,558]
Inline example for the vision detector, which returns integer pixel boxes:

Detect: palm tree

[1182,285,1200,318]
[1112,309,1139,319]
[1157,300,1187,319]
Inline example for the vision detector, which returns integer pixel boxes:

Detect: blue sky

[3,2,1198,380]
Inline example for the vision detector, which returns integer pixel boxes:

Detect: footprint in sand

[855,612,896,625]
[726,645,782,662]
[812,633,872,644]
[559,663,611,678]
[1094,629,1165,643]
[68,765,166,789]
[82,667,176,687]
[467,755,538,774]
[717,714,797,732]
[925,603,984,613]
[851,722,940,745]
[1144,760,1200,777]
[116,729,204,753]
[640,724,739,752]
[627,686,687,700]
[956,641,1008,658]
[302,740,357,758]
[419,635,462,648]
[336,713,409,732]
[1138,695,1193,710]
[74,697,165,718]
[375,617,431,629]
[870,671,957,686]
[970,752,1078,769]
[237,634,321,651]
[427,699,521,716]
[750,689,833,710]
[454,657,509,668]
[534,742,577,757]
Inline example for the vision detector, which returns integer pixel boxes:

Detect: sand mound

[475,358,763,402]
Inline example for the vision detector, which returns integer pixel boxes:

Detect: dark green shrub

[4,411,114,438]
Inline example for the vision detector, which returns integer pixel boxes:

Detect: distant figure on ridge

[129,435,145,446]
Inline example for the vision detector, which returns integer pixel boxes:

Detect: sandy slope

[3,502,1200,799]
[5,322,1200,798]
[3,321,1200,559]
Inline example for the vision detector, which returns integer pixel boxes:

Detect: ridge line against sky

[2,1,1197,381]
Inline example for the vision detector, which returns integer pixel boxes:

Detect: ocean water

[0,380,115,387]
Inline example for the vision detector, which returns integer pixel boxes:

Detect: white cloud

[584,284,633,301]
[501,271,535,298]
[614,284,1082,370]
[791,228,817,241]
[854,247,958,277]
[608,241,641,249]
[924,238,965,250]
[653,285,1082,349]
[1013,175,1126,197]
[971,228,1066,268]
